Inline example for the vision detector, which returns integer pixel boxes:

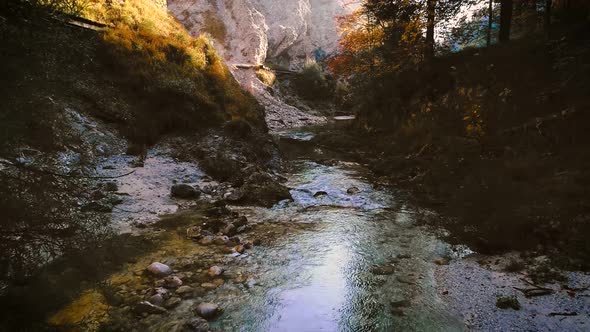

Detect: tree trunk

[487,0,493,46]
[499,0,513,42]
[545,0,552,32]
[426,0,436,59]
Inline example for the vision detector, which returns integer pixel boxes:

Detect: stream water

[191,128,466,331]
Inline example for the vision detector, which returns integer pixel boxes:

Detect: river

[198,127,466,331]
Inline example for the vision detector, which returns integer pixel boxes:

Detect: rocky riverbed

[2,123,589,331]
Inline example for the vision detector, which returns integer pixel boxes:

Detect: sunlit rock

[147,262,172,277]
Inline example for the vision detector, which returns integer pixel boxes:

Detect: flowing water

[194,128,466,331]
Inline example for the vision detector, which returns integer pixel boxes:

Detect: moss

[496,295,520,310]
[48,290,109,331]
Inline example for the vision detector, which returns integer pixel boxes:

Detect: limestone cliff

[167,0,357,130]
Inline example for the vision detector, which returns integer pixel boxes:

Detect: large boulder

[171,184,201,198]
[233,172,292,207]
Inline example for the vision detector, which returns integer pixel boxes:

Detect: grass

[80,0,265,143]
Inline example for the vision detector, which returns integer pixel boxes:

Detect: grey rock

[194,302,222,319]
[346,186,360,195]
[213,235,230,245]
[199,236,215,245]
[163,297,182,309]
[233,216,248,227]
[147,262,172,277]
[313,191,328,197]
[135,301,167,314]
[156,275,183,288]
[176,285,194,295]
[149,293,164,306]
[171,184,201,199]
[184,317,210,332]
[222,223,237,236]
[104,181,118,192]
[207,266,224,277]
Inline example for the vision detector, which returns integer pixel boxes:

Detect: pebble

[214,235,230,245]
[208,266,224,277]
[185,317,210,332]
[176,285,194,295]
[201,282,217,289]
[149,293,164,306]
[135,301,167,314]
[234,244,245,254]
[155,275,183,288]
[223,223,237,236]
[195,302,222,319]
[163,297,181,309]
[200,236,215,245]
[171,184,201,198]
[147,262,172,277]
[347,186,361,194]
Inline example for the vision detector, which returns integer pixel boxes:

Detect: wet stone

[371,265,395,275]
[163,297,181,309]
[396,276,415,285]
[199,236,214,245]
[234,244,245,254]
[201,282,217,289]
[233,216,248,227]
[186,226,202,240]
[176,285,194,295]
[185,317,210,332]
[208,266,224,277]
[222,223,236,236]
[149,293,164,306]
[171,184,201,199]
[214,235,230,245]
[147,262,172,277]
[155,276,183,288]
[104,181,118,192]
[347,186,361,194]
[194,302,222,319]
[313,191,328,197]
[135,301,167,314]
[496,295,520,310]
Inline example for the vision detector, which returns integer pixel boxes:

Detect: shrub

[256,68,276,86]
[293,59,335,101]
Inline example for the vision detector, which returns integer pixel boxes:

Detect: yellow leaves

[464,102,485,137]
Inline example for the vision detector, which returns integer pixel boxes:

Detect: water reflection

[270,243,349,331]
[213,155,464,331]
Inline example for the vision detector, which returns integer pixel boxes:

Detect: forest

[1,0,589,331]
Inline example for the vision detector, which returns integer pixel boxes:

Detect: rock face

[167,0,358,130]
[168,0,355,68]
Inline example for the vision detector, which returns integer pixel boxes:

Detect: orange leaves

[328,9,385,78]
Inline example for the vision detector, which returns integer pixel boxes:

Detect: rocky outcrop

[168,0,355,68]
[167,0,357,130]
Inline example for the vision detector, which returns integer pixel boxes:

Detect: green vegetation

[293,60,336,102]
[0,0,266,289]
[328,0,590,266]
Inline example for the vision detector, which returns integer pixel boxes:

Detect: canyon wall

[168,0,357,130]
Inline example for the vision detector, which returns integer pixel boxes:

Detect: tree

[545,0,552,32]
[487,0,493,46]
[426,0,437,58]
[499,0,513,42]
